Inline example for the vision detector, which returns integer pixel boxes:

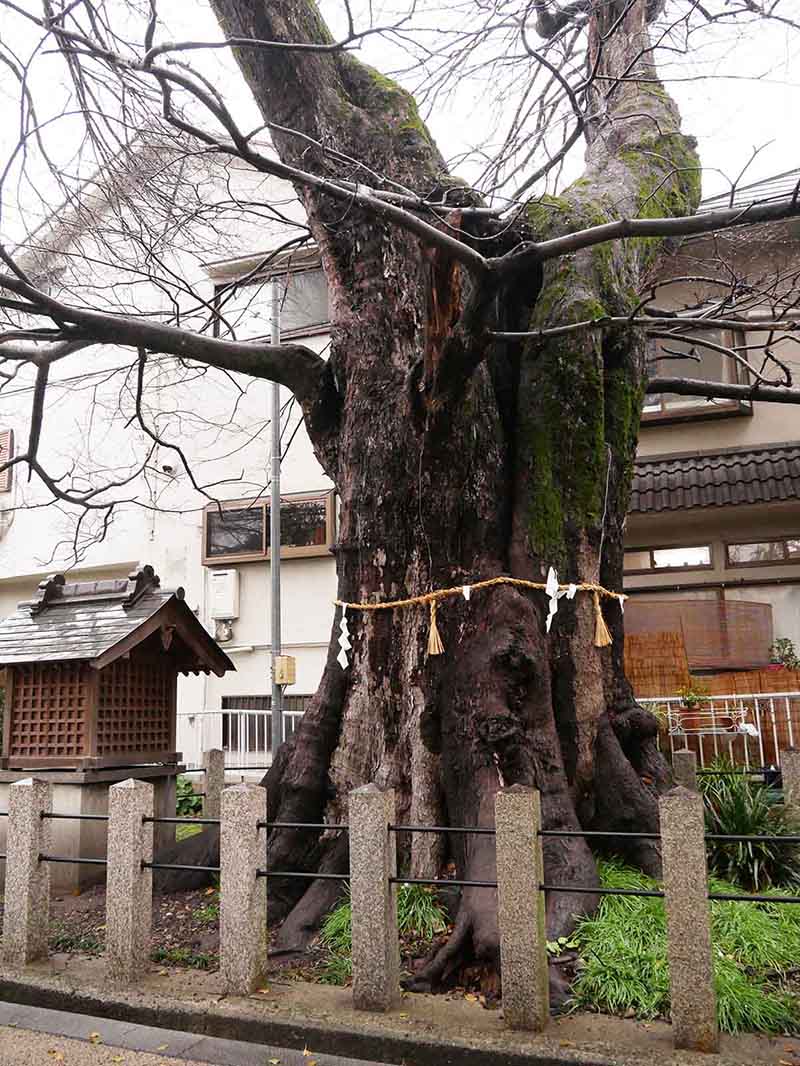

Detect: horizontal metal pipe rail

[390,876,497,888]
[42,812,108,822]
[142,861,220,873]
[143,816,219,826]
[539,829,661,840]
[256,870,349,881]
[708,892,800,904]
[697,769,773,776]
[542,884,664,898]
[388,824,496,836]
[707,833,800,843]
[39,854,107,866]
[258,820,347,831]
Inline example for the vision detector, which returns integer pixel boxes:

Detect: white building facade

[0,149,338,767]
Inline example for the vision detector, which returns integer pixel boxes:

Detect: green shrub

[397,884,448,940]
[700,759,800,891]
[319,883,447,985]
[571,859,800,1034]
[320,890,353,955]
[176,775,203,817]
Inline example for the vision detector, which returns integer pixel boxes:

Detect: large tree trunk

[205,0,701,999]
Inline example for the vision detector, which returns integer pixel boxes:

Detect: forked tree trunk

[203,0,701,997]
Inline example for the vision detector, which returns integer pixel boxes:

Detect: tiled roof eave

[630,444,800,514]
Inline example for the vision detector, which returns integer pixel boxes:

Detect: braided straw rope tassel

[593,590,613,647]
[427,600,445,656]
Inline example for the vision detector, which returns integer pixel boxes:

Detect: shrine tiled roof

[0,565,233,674]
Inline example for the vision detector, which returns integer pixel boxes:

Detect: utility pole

[270,279,283,761]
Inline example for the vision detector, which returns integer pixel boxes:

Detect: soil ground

[5,953,800,1066]
[0,883,465,991]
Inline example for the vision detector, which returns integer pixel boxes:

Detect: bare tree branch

[646,376,800,404]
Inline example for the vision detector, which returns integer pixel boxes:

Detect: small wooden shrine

[0,565,234,769]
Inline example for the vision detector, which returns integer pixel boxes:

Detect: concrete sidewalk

[0,1002,389,1066]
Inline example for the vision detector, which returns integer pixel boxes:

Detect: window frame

[202,490,336,566]
[724,536,800,569]
[623,543,714,575]
[211,249,329,342]
[641,326,752,425]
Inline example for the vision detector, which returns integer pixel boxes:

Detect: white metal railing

[176,708,305,769]
[641,692,800,769]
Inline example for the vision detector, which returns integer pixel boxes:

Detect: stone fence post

[783,749,800,817]
[495,785,549,1032]
[660,786,718,1053]
[2,778,51,968]
[672,749,698,791]
[349,784,399,1011]
[106,779,154,984]
[202,748,225,820]
[220,784,267,995]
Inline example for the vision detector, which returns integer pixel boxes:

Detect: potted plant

[768,637,800,672]
[676,681,712,732]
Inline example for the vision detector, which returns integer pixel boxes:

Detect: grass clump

[151,946,216,970]
[571,859,800,1034]
[318,883,447,985]
[50,927,103,955]
[700,757,800,891]
[193,896,220,925]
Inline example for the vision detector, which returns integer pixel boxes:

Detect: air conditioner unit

[209,568,240,620]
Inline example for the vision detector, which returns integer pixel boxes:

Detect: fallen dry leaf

[269,1059,281,1064]
[47,1053,65,1062]
[89,1031,103,1044]
[464,993,477,1002]
[156,1044,169,1051]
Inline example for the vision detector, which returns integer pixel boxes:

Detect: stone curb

[0,973,612,1066]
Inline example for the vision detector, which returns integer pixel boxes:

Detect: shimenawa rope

[334,573,624,659]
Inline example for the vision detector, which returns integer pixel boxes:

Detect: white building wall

[0,155,338,762]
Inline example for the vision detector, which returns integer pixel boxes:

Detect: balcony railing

[176,707,305,769]
[640,691,800,768]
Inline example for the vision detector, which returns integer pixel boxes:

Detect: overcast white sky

[171,0,800,199]
[1,0,799,241]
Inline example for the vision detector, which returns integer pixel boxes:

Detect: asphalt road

[0,1002,389,1066]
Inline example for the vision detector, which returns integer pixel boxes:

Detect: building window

[643,327,749,421]
[0,428,14,493]
[623,544,713,573]
[726,537,800,567]
[202,490,335,565]
[212,251,329,341]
